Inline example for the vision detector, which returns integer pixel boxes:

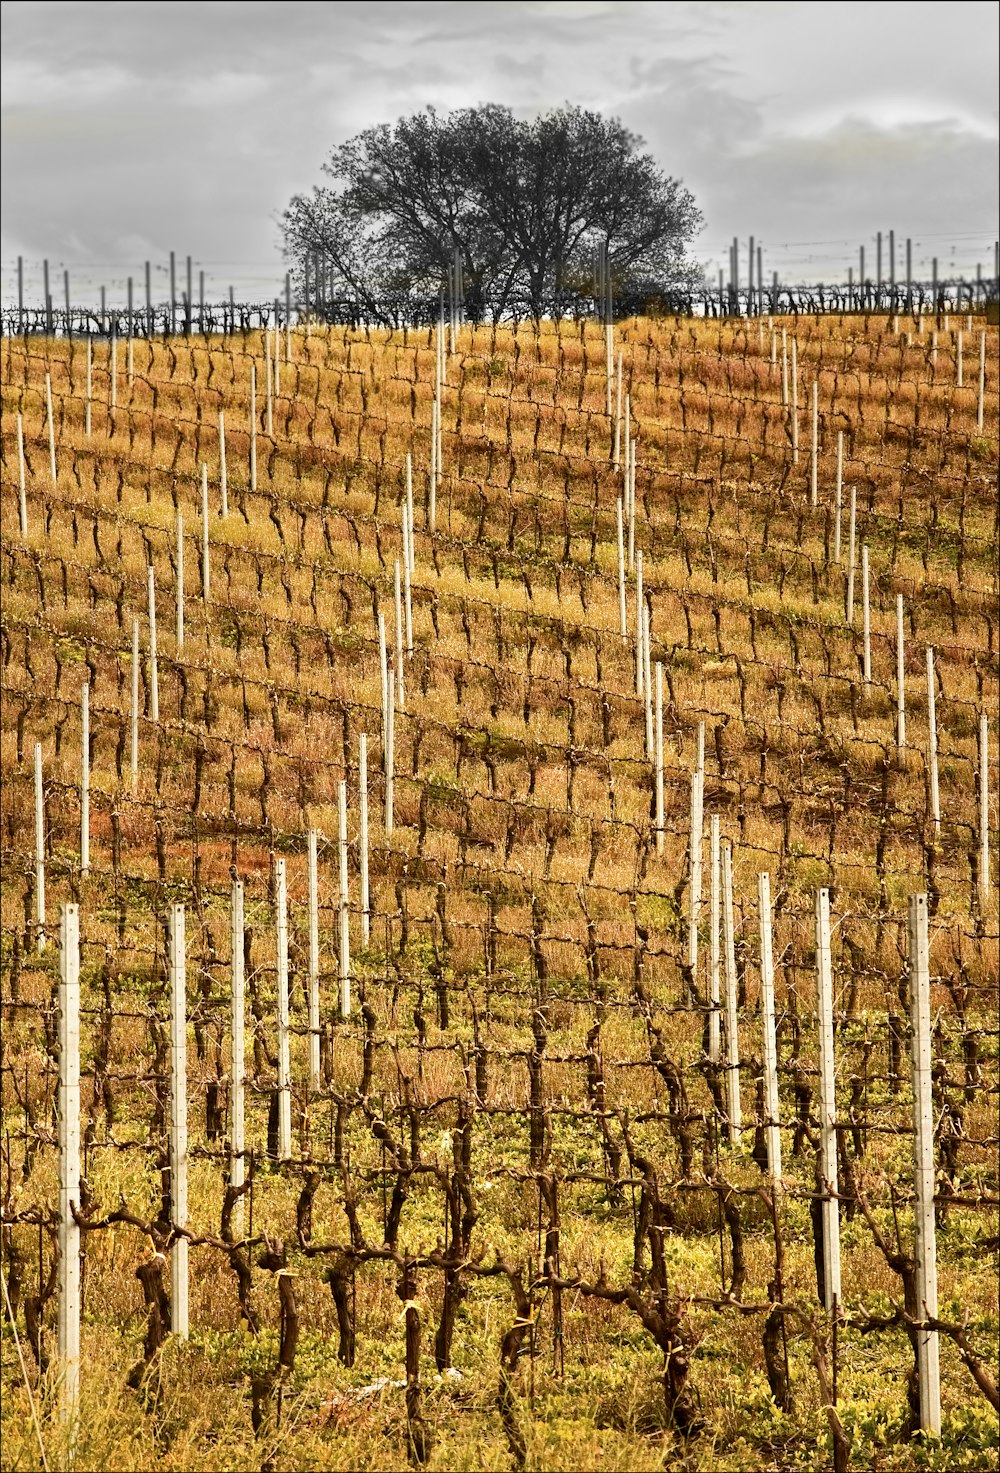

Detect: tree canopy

[281,104,702,323]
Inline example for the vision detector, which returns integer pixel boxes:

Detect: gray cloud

[2,0,997,304]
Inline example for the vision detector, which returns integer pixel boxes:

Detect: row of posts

[13,253,294,339]
[721,233,999,315]
[50,883,945,1436]
[27,534,994,957]
[31,638,993,967]
[20,235,996,340]
[12,308,988,554]
[22,300,993,956]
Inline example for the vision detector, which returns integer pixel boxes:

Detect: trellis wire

[722,840,741,1141]
[276,859,292,1161]
[927,648,940,831]
[308,829,321,1093]
[339,780,351,1020]
[79,684,89,875]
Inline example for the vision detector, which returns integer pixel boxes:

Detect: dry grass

[1,311,997,1471]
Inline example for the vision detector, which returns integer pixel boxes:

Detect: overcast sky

[2,0,998,305]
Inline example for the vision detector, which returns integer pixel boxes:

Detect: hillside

[1,310,997,1472]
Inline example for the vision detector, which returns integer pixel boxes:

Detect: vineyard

[0,305,998,1472]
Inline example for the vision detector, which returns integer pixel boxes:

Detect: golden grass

[1,312,997,1471]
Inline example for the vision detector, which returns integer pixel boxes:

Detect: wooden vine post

[721,840,741,1141]
[861,544,872,683]
[201,464,210,601]
[385,670,395,838]
[175,514,184,651]
[402,511,413,654]
[908,893,941,1435]
[926,649,940,832]
[438,314,444,478]
[394,561,405,712]
[230,879,246,1241]
[273,320,280,403]
[642,605,653,759]
[265,331,273,437]
[378,611,394,835]
[635,551,644,698]
[130,619,140,794]
[810,379,818,505]
[758,873,781,1192]
[169,903,189,1338]
[980,713,990,904]
[219,410,228,516]
[654,663,664,854]
[250,362,257,494]
[616,499,627,638]
[405,453,415,573]
[80,684,89,875]
[630,430,636,568]
[127,280,134,388]
[16,412,27,537]
[275,858,292,1161]
[605,318,613,417]
[896,595,906,748]
[791,338,799,464]
[58,902,81,1431]
[147,567,159,724]
[834,431,843,560]
[815,887,841,1315]
[624,393,632,566]
[45,371,57,485]
[628,439,637,574]
[430,393,438,535]
[846,485,857,625]
[379,610,389,738]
